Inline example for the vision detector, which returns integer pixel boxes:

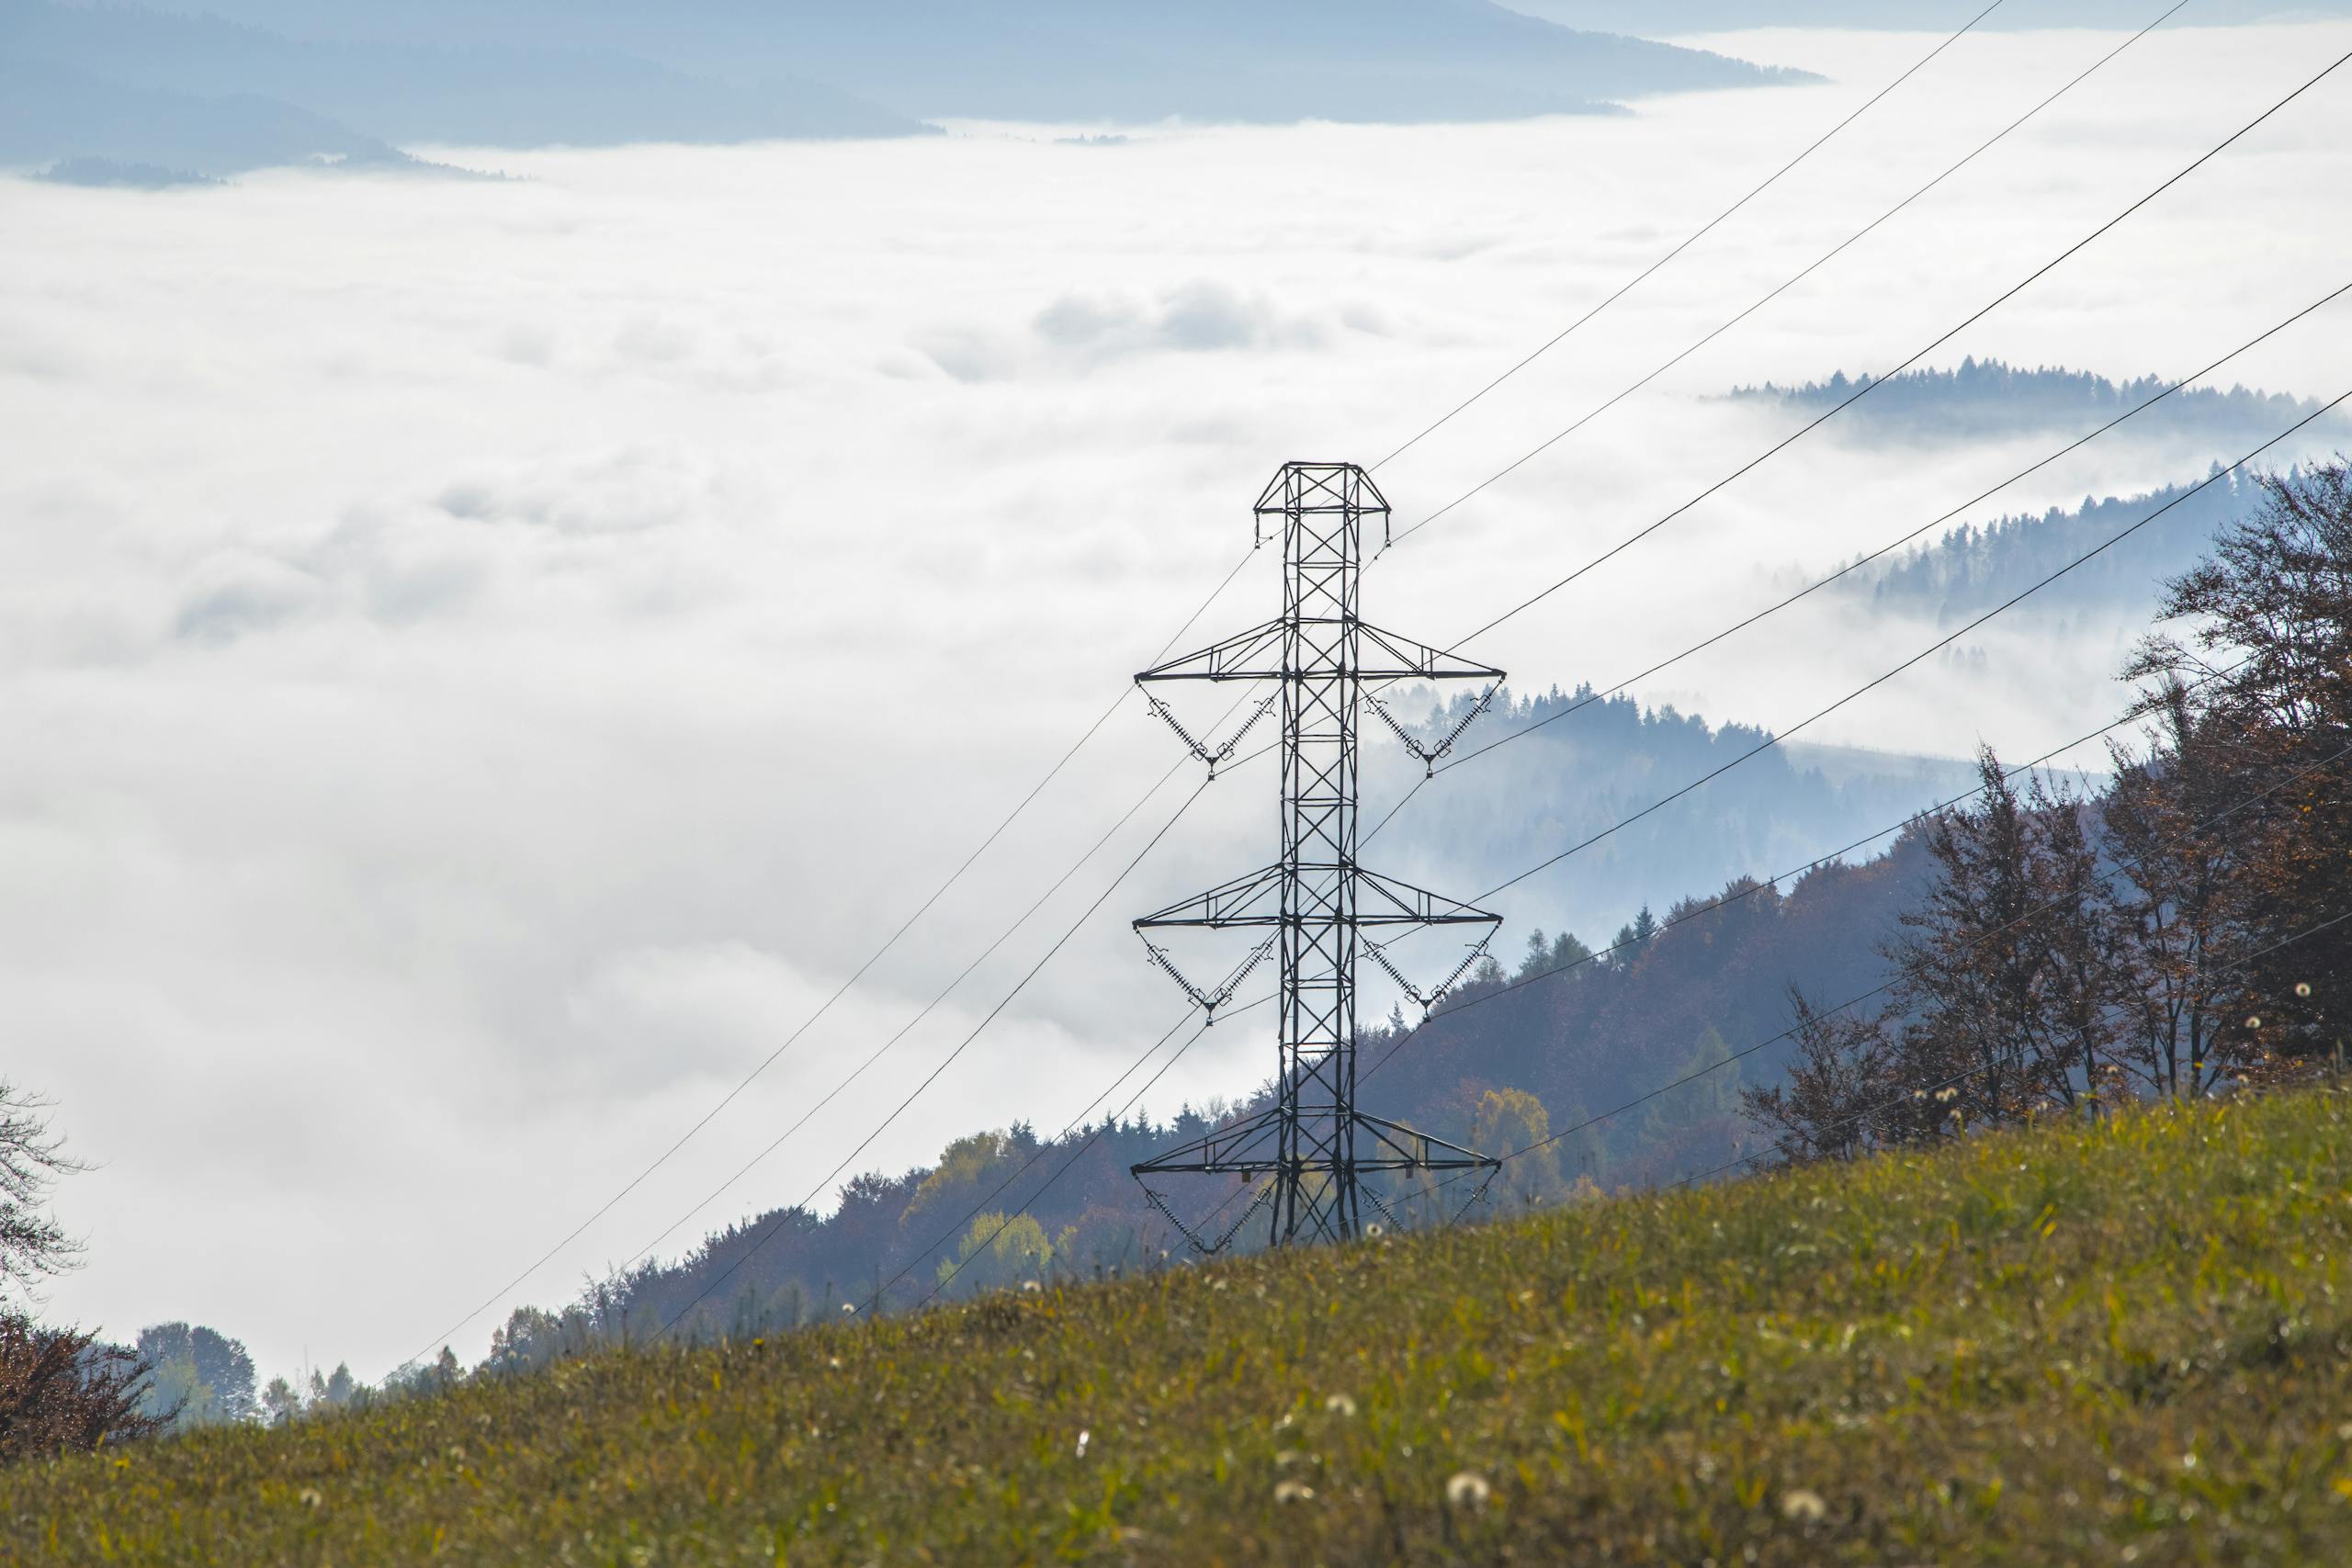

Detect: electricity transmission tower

[1130,462,1508,1249]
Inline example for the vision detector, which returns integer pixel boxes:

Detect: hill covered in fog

[0,0,933,176]
[21,0,1802,155]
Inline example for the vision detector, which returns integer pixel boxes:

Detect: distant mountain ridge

[0,0,935,175]
[79,1,1806,126]
[1825,469,2272,623]
[1366,682,1984,946]
[1726,359,2338,446]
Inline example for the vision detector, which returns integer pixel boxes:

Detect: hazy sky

[5,21,2347,1380]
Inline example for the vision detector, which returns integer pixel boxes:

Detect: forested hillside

[1729,360,2338,446]
[1825,469,2267,621]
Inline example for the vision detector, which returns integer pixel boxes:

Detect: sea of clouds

[4,21,2347,1376]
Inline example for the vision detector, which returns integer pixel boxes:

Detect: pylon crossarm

[1352,867,1503,929]
[1135,864,1285,929]
[1352,1112,1504,1174]
[1130,1104,1284,1177]
[1354,621,1505,684]
[1254,462,1387,519]
[1136,620,1284,683]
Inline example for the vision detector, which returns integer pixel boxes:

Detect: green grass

[15,1091,2352,1564]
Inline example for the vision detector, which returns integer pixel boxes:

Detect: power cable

[1366,0,2014,473]
[899,994,1275,1314]
[1358,276,2352,850]
[1408,46,2352,634]
[610,750,1207,1275]
[652,770,1216,1338]
[1468,390,2348,907]
[1377,0,2187,550]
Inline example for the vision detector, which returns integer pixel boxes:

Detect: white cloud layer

[3,21,2348,1377]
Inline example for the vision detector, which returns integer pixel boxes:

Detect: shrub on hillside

[0,1316,163,1462]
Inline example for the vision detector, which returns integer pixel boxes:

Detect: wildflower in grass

[1273,1479,1315,1504]
[1446,1472,1492,1509]
[1780,1488,1827,1522]
[1324,1393,1357,1417]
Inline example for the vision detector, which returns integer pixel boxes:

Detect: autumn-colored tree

[2128,459,2352,1067]
[1739,987,1896,1162]
[0,1317,164,1462]
[1888,749,2122,1122]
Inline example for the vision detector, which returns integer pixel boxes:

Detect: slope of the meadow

[12,1090,2352,1564]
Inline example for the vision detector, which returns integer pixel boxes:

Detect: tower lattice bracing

[1130,462,1509,1249]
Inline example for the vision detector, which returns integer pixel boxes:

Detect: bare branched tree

[0,1082,85,1303]
[1739,987,1895,1162]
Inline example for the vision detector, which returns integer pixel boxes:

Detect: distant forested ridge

[1727,359,2337,447]
[1824,469,2271,622]
[1366,682,1982,944]
[54,1,1804,130]
[0,0,935,177]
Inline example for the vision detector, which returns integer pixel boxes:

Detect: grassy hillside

[13,1089,2352,1563]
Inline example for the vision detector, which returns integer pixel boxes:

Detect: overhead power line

[900,996,1273,1314]
[1418,44,2352,640]
[1360,276,2352,850]
[1378,0,2188,552]
[1465,389,2349,908]
[1366,0,2014,474]
[609,752,1207,1278]
[652,770,1217,1339]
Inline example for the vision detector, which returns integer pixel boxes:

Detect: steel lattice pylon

[1130,462,1507,1249]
